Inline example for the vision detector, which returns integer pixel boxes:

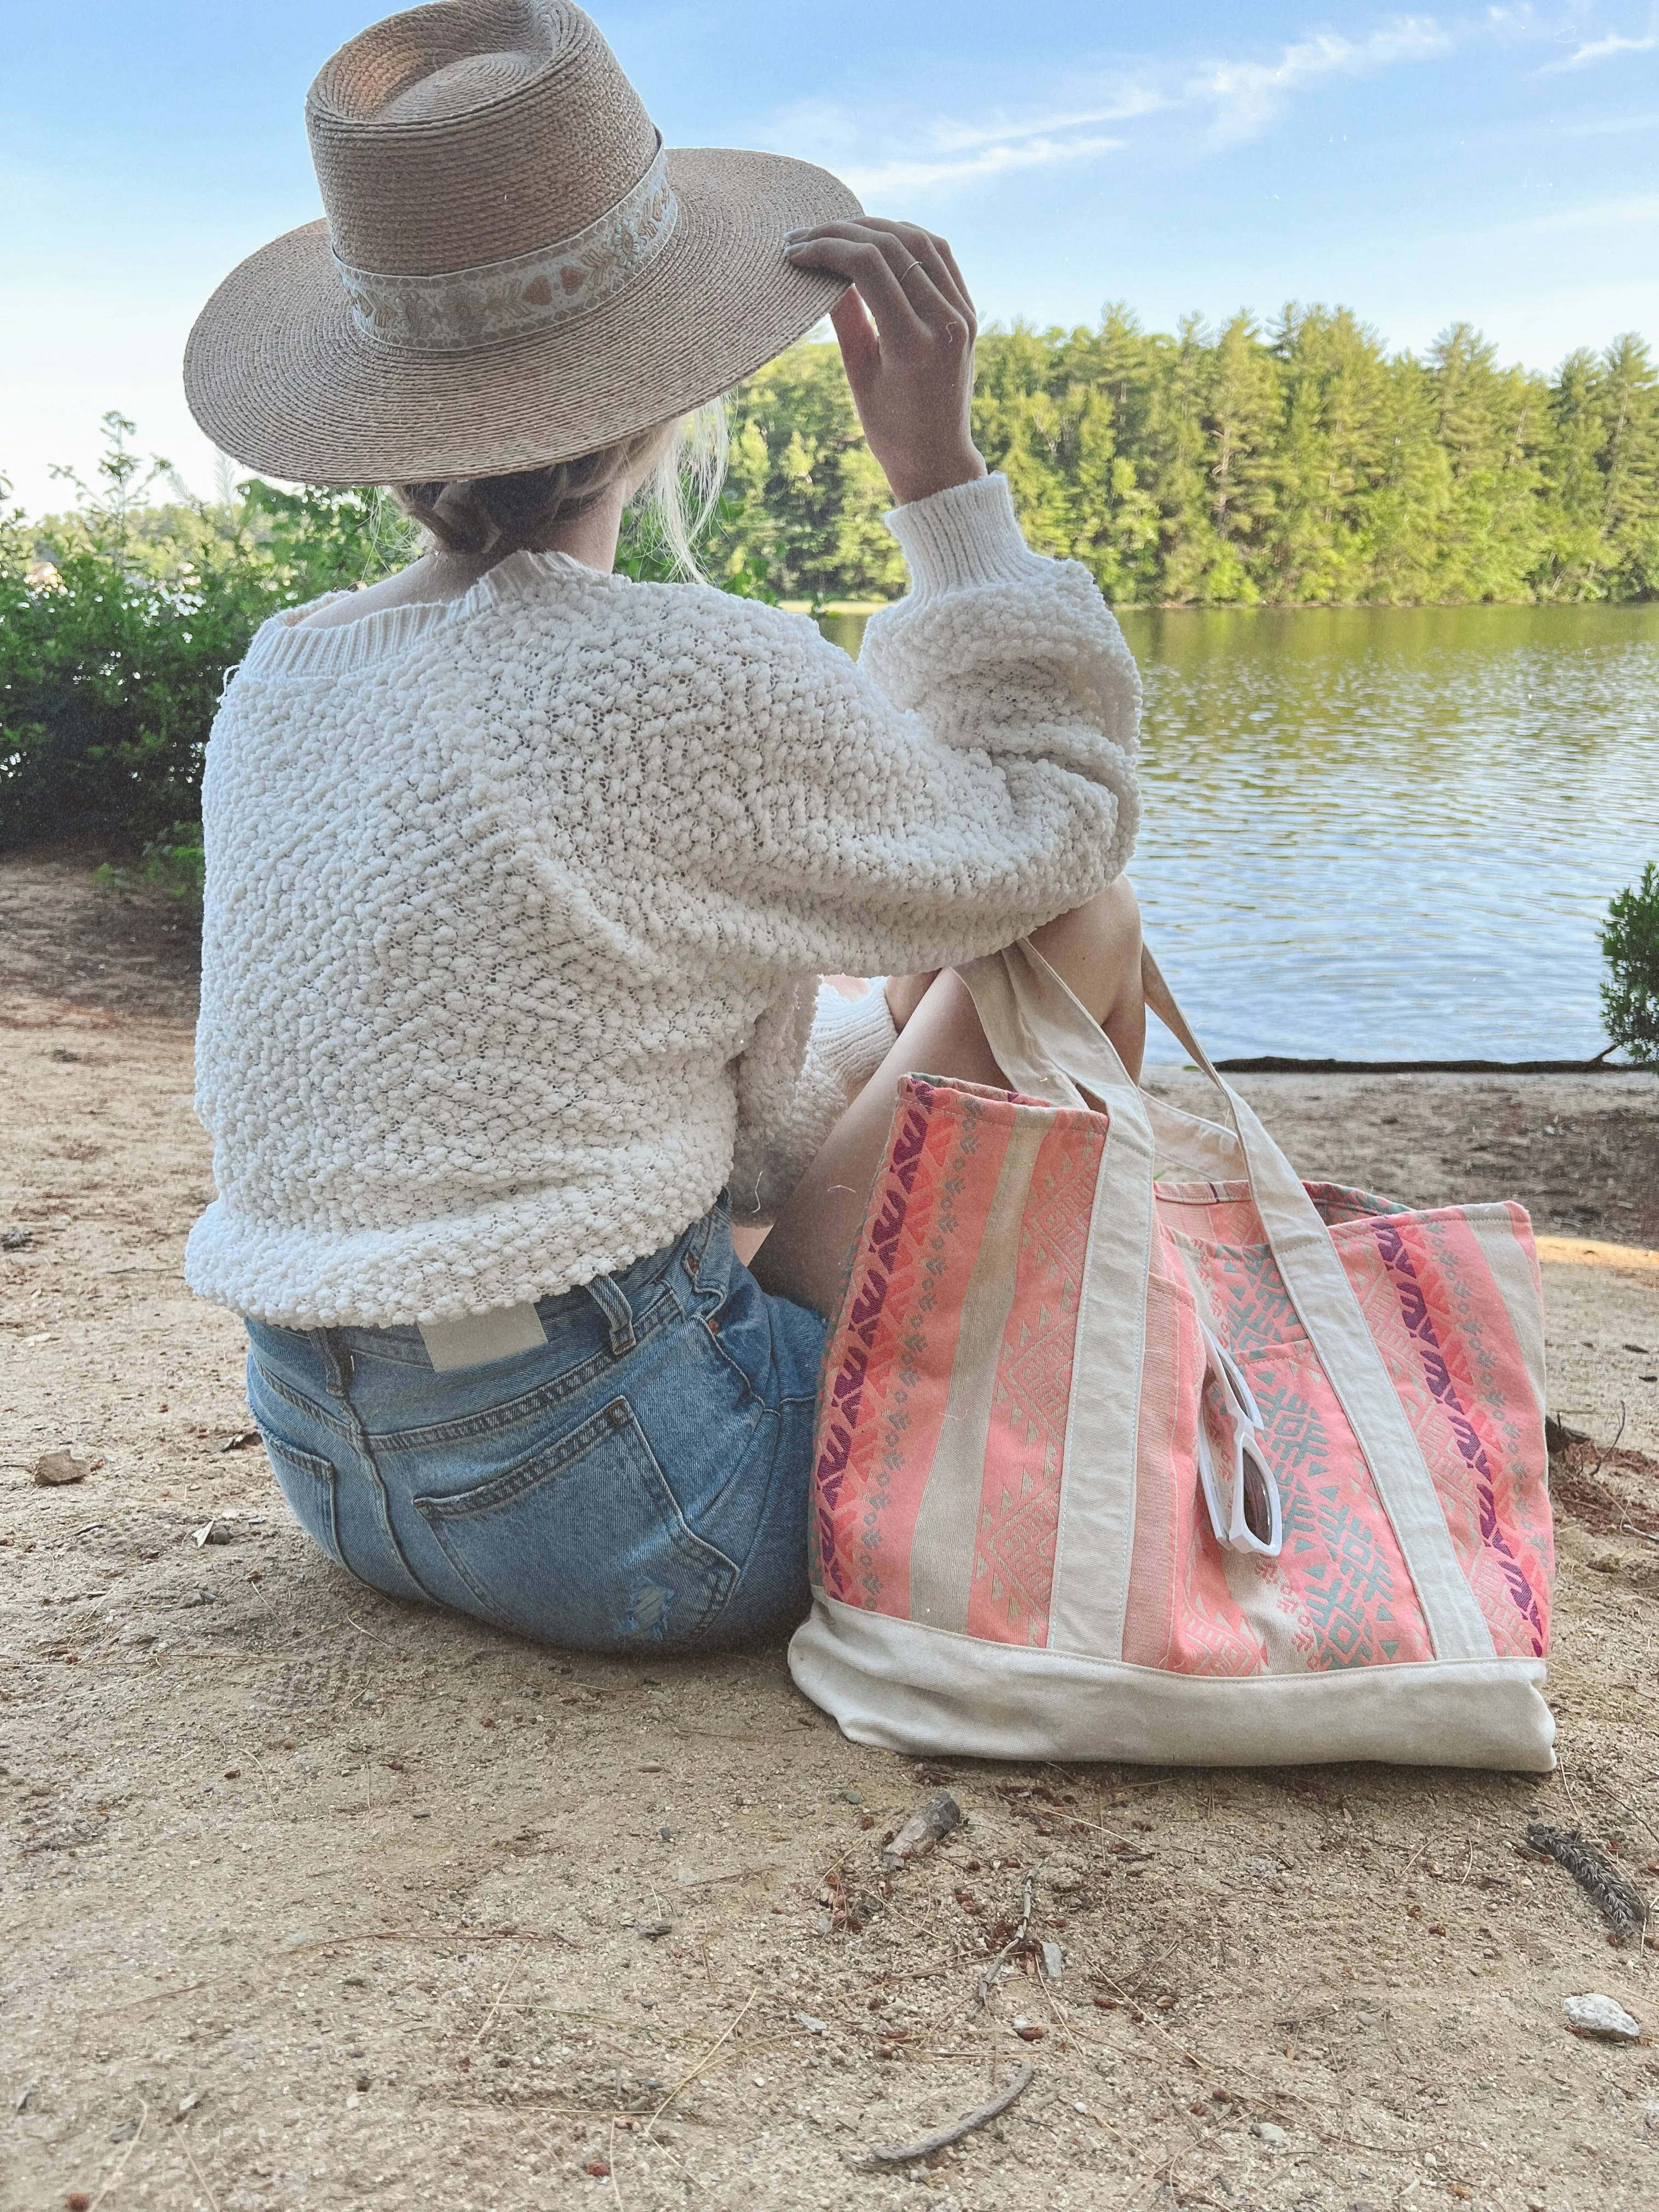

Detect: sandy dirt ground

[3,850,1658,2212]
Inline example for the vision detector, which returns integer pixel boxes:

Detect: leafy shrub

[1600,863,1659,1066]
[93,819,206,912]
[0,415,405,854]
[616,492,777,599]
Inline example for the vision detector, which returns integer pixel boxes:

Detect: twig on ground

[1034,1969,1074,2050]
[644,1989,758,2140]
[342,1612,394,1647]
[973,1875,1035,2006]
[1555,1751,1585,1824]
[99,1973,237,2017]
[1595,1785,1659,1852]
[1090,1967,1209,2076]
[1024,1804,1146,1849]
[1588,1404,1629,1486]
[1526,1822,1648,1943]
[88,2098,146,2209]
[179,2130,221,2212]
[232,1741,279,1816]
[370,1925,577,1949]
[1124,2137,1200,2212]
[856,2060,1035,2167]
[467,1945,526,2050]
[608,2117,624,2210]
[1400,1832,1431,1880]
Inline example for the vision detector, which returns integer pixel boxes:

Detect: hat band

[332,143,678,353]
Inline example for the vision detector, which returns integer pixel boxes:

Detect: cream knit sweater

[187,473,1140,1327]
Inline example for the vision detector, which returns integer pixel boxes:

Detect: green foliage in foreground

[0,415,413,851]
[1601,865,1659,1068]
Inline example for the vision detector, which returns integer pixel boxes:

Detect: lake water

[820,601,1659,1062]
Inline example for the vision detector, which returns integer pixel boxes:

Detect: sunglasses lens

[1240,1450,1274,1546]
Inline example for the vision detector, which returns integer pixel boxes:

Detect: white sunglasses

[1195,1324,1284,1556]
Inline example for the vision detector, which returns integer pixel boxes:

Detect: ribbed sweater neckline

[240,548,619,679]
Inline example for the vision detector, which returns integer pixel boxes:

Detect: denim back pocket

[413,1395,739,1650]
[261,1434,347,1568]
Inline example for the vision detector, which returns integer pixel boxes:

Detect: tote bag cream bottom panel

[789,1601,1556,1773]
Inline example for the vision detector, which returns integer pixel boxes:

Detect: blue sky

[3,1,1656,513]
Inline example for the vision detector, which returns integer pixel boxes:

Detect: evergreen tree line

[706,308,1659,608]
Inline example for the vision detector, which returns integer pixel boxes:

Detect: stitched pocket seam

[412,1397,739,1639]
[260,1431,346,1566]
[251,1362,356,1446]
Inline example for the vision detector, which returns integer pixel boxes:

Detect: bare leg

[749,876,1144,1316]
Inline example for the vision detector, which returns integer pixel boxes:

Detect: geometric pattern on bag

[1335,1209,1553,1658]
[969,1113,1104,1645]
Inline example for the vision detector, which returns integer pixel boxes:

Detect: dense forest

[3,307,1656,851]
[709,309,1659,608]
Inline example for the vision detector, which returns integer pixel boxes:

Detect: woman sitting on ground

[182,0,1144,1652]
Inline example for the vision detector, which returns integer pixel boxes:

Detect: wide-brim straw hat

[184,0,860,485]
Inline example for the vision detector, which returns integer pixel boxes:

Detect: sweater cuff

[813,981,899,1094]
[884,473,1039,601]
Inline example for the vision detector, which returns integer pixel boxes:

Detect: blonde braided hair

[392,403,727,578]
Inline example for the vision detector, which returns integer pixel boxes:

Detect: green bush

[1600,863,1659,1066]
[92,818,206,912]
[0,415,403,854]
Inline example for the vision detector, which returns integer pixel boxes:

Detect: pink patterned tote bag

[788,942,1556,1770]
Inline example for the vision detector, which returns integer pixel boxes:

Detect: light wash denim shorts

[244,1199,828,1653]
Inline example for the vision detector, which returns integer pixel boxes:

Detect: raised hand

[784,217,987,509]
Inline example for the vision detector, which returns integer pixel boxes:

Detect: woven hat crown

[307,0,658,278]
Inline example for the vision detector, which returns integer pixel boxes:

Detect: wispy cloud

[1195,20,1454,145]
[838,133,1129,198]
[1542,13,1659,70]
[775,17,1455,202]
[1499,191,1659,233]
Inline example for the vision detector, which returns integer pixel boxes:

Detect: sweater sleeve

[715,472,1140,1218]
[706,472,1139,974]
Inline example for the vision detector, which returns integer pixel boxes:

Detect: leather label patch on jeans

[419,1302,548,1373]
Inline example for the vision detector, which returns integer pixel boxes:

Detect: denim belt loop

[585,1273,636,1356]
[310,1327,354,1398]
[683,1200,721,1290]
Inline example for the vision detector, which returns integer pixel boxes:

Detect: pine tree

[1365,352,1450,602]
[1600,334,1659,596]
[1146,315,1224,603]
[1198,312,1281,601]
[1269,305,1392,602]
[1543,348,1614,599]
[707,346,905,602]
[1425,324,1549,600]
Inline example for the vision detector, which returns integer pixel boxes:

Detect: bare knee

[1028,874,1142,1024]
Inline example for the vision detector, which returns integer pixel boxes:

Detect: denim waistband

[247,1198,728,1374]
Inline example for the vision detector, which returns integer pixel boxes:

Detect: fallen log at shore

[1212,1052,1626,1075]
